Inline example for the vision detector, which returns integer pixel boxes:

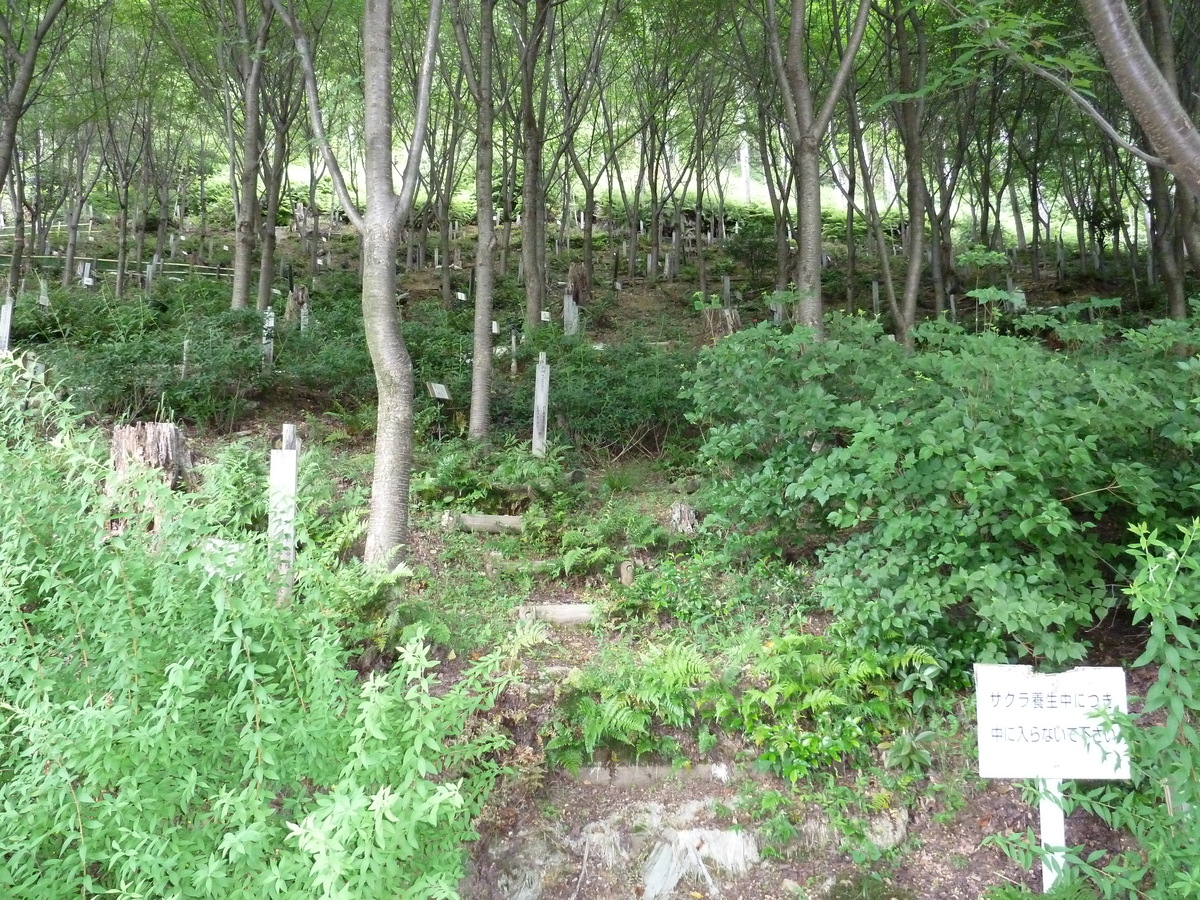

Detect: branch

[270,0,363,230]
[939,0,1163,168]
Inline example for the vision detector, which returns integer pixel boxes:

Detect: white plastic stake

[269,424,300,604]
[563,287,579,336]
[262,309,275,371]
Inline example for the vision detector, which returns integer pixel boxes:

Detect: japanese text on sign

[974,664,1130,780]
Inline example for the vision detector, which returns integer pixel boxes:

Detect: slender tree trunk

[257,135,288,310]
[231,3,273,310]
[450,0,497,439]
[768,0,873,334]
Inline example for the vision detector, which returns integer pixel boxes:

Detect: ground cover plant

[0,361,517,899]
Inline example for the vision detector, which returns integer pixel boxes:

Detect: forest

[2,0,1200,897]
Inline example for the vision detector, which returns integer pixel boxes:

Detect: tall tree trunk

[274,0,441,567]
[1080,0,1200,198]
[768,0,873,334]
[519,0,551,328]
[452,0,497,440]
[231,2,273,310]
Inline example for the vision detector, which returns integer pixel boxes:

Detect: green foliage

[544,625,926,783]
[882,729,936,774]
[554,501,667,576]
[0,362,512,898]
[493,331,698,457]
[984,882,1097,899]
[689,314,1200,668]
[412,439,573,513]
[726,219,776,284]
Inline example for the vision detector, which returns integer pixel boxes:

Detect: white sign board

[975,664,1130,780]
[976,664,1129,894]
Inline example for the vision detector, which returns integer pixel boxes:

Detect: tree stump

[284,284,309,324]
[568,261,591,306]
[668,501,698,535]
[110,422,192,489]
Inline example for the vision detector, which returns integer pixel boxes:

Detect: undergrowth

[0,360,516,898]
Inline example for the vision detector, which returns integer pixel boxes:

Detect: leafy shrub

[412,438,573,512]
[0,361,513,899]
[689,314,1200,668]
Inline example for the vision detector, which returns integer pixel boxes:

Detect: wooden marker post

[563,286,579,336]
[268,423,300,604]
[722,275,731,306]
[532,352,549,458]
[0,294,13,355]
[262,309,275,371]
[37,274,50,309]
[872,280,880,316]
[179,338,190,378]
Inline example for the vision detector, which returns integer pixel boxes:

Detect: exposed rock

[469,825,571,900]
[866,808,909,853]
[642,827,759,899]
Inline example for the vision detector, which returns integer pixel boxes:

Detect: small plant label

[975,664,1129,892]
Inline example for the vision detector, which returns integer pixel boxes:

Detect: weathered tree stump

[668,501,698,535]
[110,422,192,489]
[284,284,309,324]
[703,307,741,341]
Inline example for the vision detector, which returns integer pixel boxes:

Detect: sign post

[975,664,1130,893]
